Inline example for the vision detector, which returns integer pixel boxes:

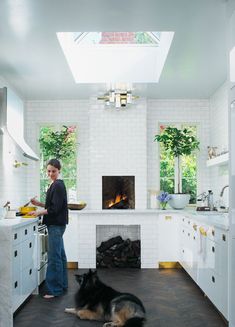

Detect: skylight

[57,31,174,83]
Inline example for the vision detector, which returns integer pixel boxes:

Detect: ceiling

[0,0,230,100]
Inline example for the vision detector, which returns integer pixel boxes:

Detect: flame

[107,194,127,208]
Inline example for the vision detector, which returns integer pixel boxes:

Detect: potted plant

[154,126,200,209]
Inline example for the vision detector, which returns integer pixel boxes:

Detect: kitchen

[0,0,235,326]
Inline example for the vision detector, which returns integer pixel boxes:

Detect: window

[39,125,77,202]
[159,124,198,204]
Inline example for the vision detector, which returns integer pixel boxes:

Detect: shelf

[206,153,229,167]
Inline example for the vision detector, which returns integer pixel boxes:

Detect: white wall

[0,77,27,208]
[209,82,229,207]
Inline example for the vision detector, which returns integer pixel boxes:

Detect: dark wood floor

[14,268,228,327]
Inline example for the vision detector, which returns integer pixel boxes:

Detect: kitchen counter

[0,217,38,228]
[68,209,229,230]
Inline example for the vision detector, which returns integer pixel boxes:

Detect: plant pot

[168,194,190,210]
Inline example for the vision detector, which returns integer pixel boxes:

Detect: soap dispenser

[207,190,214,211]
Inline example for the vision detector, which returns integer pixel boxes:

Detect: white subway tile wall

[209,83,229,206]
[0,85,228,211]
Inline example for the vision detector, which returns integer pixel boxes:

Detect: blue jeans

[46,225,68,296]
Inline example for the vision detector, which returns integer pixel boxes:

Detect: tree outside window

[158,124,198,204]
[39,125,77,202]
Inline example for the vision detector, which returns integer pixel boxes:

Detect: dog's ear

[75,274,83,285]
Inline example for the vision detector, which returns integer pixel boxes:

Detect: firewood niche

[96,236,140,268]
[102,176,135,209]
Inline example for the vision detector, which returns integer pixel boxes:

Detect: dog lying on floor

[65,269,146,327]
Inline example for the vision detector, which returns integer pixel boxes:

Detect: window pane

[158,123,198,203]
[39,125,77,201]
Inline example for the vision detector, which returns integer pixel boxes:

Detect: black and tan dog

[65,269,146,327]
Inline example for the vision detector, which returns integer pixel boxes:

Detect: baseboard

[159,261,182,268]
[67,262,78,269]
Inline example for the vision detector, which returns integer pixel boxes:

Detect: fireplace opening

[102,176,135,209]
[96,225,140,268]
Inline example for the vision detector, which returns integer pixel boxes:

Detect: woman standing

[30,159,68,298]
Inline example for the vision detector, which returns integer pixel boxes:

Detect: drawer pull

[199,227,207,236]
[193,236,196,240]
[188,221,190,224]
[212,230,215,236]
[193,224,197,231]
[29,242,32,248]
[188,232,190,237]
[212,276,215,283]
[222,234,226,242]
[14,250,17,257]
[33,226,36,231]
[182,249,184,253]
[14,281,18,288]
[14,233,17,240]
[29,269,32,275]
[24,229,28,235]
[212,246,215,253]
[165,215,172,220]
[182,229,185,233]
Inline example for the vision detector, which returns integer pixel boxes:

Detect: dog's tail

[124,317,145,327]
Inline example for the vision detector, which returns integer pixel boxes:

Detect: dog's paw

[103,322,115,327]
[65,308,77,314]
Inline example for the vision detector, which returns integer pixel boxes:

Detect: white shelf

[206,153,229,167]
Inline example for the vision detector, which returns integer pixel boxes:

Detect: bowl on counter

[19,206,36,218]
[68,203,86,210]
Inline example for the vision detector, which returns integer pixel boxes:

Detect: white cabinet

[179,215,228,319]
[64,213,79,262]
[158,213,180,263]
[0,219,38,327]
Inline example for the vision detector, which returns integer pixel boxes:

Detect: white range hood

[0,87,39,161]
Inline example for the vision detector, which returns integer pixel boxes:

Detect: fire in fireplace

[102,176,135,209]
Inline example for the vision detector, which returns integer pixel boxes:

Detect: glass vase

[160,202,167,210]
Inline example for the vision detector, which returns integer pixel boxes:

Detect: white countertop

[68,208,229,230]
[0,217,38,228]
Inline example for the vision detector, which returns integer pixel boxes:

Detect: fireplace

[102,176,135,209]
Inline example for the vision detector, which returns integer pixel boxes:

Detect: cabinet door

[64,214,79,261]
[158,214,179,262]
[12,245,22,312]
[21,266,37,299]
[21,236,36,270]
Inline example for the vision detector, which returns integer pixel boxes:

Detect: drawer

[21,223,37,242]
[12,228,22,245]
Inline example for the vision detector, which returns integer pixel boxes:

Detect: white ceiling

[0,0,230,100]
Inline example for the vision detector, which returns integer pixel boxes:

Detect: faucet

[220,185,229,197]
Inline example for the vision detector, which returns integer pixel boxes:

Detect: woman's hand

[28,209,47,217]
[31,197,44,207]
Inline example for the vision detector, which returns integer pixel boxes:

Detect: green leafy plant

[154,126,200,194]
[39,125,76,160]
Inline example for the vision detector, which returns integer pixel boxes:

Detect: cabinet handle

[25,229,28,235]
[188,221,190,224]
[14,250,17,257]
[199,227,207,236]
[182,229,185,233]
[212,230,215,236]
[182,218,185,222]
[212,276,215,283]
[29,269,32,275]
[188,232,190,237]
[212,246,215,253]
[193,224,197,231]
[165,215,172,220]
[33,226,36,231]
[14,233,17,240]
[182,249,184,253]
[29,242,32,248]
[193,236,196,240]
[14,281,18,288]
[222,234,226,242]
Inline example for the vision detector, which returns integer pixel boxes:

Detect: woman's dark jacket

[43,179,68,226]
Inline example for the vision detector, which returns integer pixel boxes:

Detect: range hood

[0,87,39,161]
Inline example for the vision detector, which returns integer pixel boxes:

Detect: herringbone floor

[14,268,228,327]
